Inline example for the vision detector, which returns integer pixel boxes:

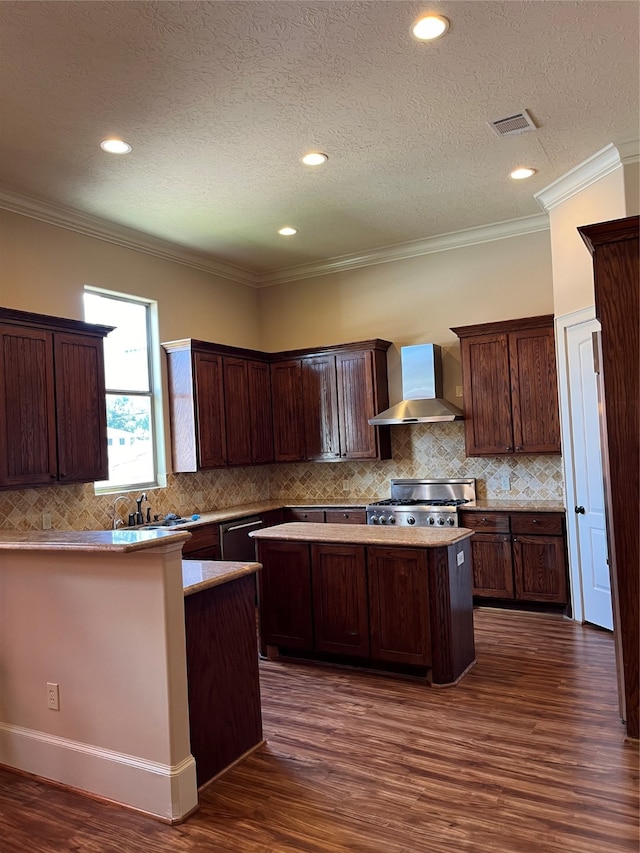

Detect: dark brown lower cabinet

[367,547,430,666]
[459,510,567,605]
[256,536,474,684]
[311,544,369,656]
[469,533,514,599]
[513,534,568,602]
[257,540,313,652]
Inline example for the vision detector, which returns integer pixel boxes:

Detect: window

[84,289,163,492]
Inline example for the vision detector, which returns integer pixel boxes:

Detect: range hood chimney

[368,343,463,425]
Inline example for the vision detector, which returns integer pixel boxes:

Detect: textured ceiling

[0,1,638,279]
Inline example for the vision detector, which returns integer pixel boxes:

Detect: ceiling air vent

[489,109,537,137]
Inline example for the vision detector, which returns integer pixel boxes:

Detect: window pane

[95,395,155,488]
[84,293,150,392]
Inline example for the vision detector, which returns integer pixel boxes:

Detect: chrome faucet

[111,495,130,530]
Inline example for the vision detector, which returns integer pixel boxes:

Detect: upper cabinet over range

[0,308,112,488]
[451,315,561,457]
[162,338,392,472]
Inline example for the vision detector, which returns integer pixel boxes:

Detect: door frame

[555,305,598,624]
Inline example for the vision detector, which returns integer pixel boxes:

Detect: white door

[566,319,613,630]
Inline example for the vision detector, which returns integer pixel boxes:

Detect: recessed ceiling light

[278,227,297,236]
[100,138,132,154]
[411,14,450,41]
[510,167,537,180]
[301,152,328,166]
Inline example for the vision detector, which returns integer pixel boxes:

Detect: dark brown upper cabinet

[163,339,273,472]
[0,308,111,488]
[272,340,392,464]
[451,315,561,456]
[164,338,391,470]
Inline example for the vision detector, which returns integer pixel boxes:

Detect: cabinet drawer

[284,508,326,523]
[183,523,220,555]
[511,513,564,536]
[325,509,366,525]
[459,511,510,533]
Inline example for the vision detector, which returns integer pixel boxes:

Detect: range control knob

[379,515,387,524]
[388,515,396,524]
[447,517,455,526]
[438,517,445,525]
[407,516,416,525]
[428,517,435,525]
[369,515,378,525]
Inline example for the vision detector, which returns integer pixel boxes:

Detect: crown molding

[0,186,549,288]
[254,214,550,286]
[534,141,640,212]
[0,187,259,286]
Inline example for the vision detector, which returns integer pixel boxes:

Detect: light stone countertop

[182,559,261,597]
[462,500,566,513]
[0,527,191,552]
[250,522,473,548]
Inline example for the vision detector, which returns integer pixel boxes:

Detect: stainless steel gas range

[366,478,476,528]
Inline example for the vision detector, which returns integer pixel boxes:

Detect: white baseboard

[0,721,198,821]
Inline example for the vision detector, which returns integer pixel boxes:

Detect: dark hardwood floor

[0,608,637,852]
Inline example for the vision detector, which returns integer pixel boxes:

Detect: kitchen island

[0,529,262,823]
[251,522,475,686]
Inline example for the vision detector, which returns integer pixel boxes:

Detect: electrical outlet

[47,682,60,711]
[500,474,511,491]
[342,479,350,492]
[194,491,204,507]
[456,550,465,566]
[455,385,463,398]
[42,512,52,530]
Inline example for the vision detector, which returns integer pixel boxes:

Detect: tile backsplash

[0,422,563,531]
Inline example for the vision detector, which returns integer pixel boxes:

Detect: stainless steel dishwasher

[219,516,264,562]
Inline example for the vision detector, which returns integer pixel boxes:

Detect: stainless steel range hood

[368,343,463,425]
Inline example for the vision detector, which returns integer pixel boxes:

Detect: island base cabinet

[256,535,475,685]
[367,547,430,666]
[257,540,313,653]
[184,574,263,788]
[312,544,370,656]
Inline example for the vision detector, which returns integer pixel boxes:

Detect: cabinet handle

[334,452,340,456]
[505,446,512,452]
[515,445,523,451]
[513,537,517,543]
[532,519,538,524]
[481,517,488,523]
[343,513,348,518]
[504,537,510,542]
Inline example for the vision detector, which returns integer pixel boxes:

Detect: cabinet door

[271,360,305,462]
[194,352,226,468]
[54,332,108,483]
[469,533,514,598]
[459,333,514,455]
[257,540,313,650]
[512,534,568,603]
[367,547,431,665]
[336,350,379,459]
[509,327,561,454]
[247,360,274,464]
[0,325,57,486]
[223,357,251,466]
[302,355,340,460]
[311,544,369,656]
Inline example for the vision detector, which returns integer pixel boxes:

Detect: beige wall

[547,167,627,319]
[0,210,261,347]
[258,229,554,404]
